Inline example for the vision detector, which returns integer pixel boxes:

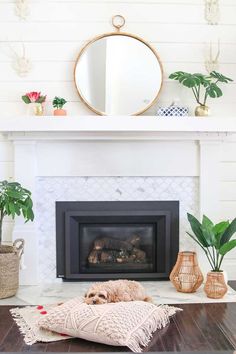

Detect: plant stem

[205,250,215,270]
[203,90,208,106]
[192,88,202,105]
[207,248,216,270]
[218,254,224,271]
[211,247,216,269]
[0,210,4,246]
[187,233,215,269]
[197,84,201,102]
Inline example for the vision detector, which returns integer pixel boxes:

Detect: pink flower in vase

[26,91,41,102]
[22,91,46,105]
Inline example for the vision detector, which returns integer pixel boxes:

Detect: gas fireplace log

[88,249,101,264]
[88,234,147,264]
[94,237,134,251]
[88,249,147,264]
[127,234,141,248]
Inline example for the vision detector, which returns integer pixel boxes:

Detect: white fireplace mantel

[1,116,236,141]
[1,116,236,284]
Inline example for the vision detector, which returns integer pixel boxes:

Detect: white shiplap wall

[0,0,236,116]
[0,1,236,250]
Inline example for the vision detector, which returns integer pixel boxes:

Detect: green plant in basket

[187,213,236,272]
[0,180,34,245]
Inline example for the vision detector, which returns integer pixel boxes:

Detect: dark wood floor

[0,282,236,352]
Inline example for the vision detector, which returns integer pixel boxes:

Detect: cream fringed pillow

[38,297,181,352]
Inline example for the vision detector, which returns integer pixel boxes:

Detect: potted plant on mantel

[22,91,47,116]
[169,71,233,117]
[187,213,236,299]
[0,180,34,299]
[52,96,67,116]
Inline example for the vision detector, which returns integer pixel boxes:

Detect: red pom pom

[37,305,44,310]
[40,311,47,315]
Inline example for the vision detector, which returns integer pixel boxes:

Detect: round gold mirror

[74,16,163,116]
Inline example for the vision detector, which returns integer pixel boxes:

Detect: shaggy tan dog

[84,279,152,305]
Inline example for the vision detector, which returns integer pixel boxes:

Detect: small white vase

[27,102,44,116]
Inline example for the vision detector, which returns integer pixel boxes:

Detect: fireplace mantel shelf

[1,116,236,141]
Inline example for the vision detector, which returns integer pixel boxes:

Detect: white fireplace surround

[37,176,198,282]
[1,115,236,285]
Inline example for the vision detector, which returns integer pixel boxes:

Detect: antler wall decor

[204,40,220,73]
[7,42,32,77]
[205,0,220,25]
[15,0,30,20]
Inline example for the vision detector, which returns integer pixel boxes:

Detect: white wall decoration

[8,43,32,77]
[205,0,220,25]
[15,0,30,20]
[204,40,220,73]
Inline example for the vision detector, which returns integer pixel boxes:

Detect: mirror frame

[74,31,164,116]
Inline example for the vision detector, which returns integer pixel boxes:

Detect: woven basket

[170,251,204,293]
[204,271,228,299]
[0,239,24,299]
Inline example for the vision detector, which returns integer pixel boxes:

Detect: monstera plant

[169,71,233,116]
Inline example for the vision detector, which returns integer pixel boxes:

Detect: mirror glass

[74,34,163,115]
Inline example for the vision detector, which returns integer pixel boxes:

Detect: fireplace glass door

[79,223,156,274]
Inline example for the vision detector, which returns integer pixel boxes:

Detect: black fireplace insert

[56,201,179,281]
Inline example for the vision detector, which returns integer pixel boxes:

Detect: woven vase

[204,271,228,299]
[170,251,204,293]
[0,239,24,299]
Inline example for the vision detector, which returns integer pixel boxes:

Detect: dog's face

[84,289,108,305]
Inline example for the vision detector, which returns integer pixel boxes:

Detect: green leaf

[26,208,34,222]
[37,95,46,103]
[214,221,230,236]
[9,202,15,217]
[210,71,233,83]
[201,215,215,246]
[169,71,185,80]
[206,83,223,98]
[213,221,230,249]
[52,96,67,109]
[6,190,23,199]
[220,218,236,245]
[14,204,21,216]
[187,213,208,247]
[169,71,210,89]
[202,215,214,227]
[219,239,236,256]
[24,197,33,208]
[21,95,31,104]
